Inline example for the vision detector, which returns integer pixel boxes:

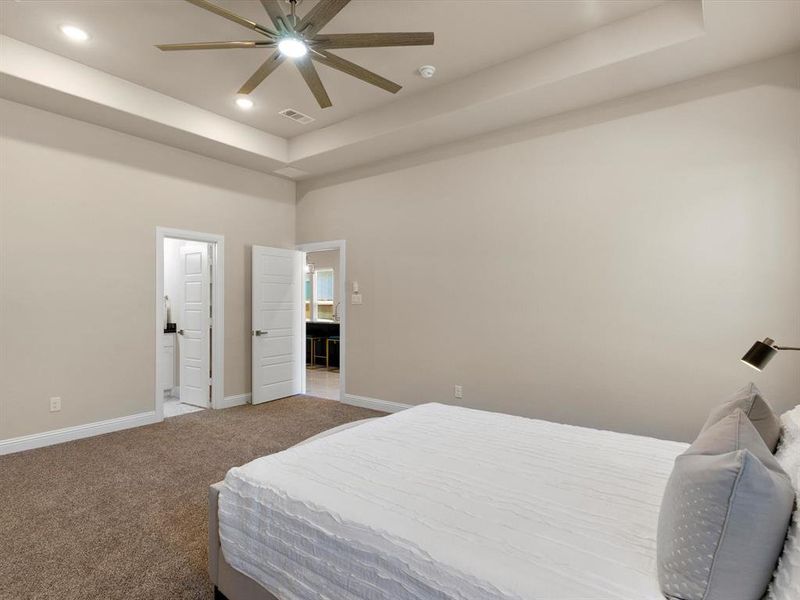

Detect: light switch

[351,293,362,305]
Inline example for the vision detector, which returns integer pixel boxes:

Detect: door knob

[178,329,185,336]
[253,330,268,336]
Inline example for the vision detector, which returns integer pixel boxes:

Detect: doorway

[297,241,346,402]
[155,228,224,420]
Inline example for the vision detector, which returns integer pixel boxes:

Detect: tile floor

[163,397,205,417]
[306,368,340,400]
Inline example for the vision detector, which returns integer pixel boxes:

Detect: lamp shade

[741,338,777,371]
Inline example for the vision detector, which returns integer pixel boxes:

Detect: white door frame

[155,227,225,420]
[296,240,346,402]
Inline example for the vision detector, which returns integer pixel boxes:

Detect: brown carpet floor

[0,396,383,600]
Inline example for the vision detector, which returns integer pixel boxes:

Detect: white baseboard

[217,393,251,409]
[0,411,160,456]
[342,394,411,413]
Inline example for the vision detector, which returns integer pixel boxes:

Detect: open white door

[179,244,210,408]
[252,246,303,404]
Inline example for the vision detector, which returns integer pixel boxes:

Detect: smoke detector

[418,65,436,79]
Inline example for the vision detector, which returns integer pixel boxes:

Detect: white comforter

[218,403,687,600]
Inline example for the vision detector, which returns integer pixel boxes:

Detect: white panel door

[252,246,302,404]
[179,244,210,408]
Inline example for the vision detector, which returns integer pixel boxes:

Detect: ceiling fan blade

[184,0,277,38]
[295,57,332,108]
[259,0,290,33]
[312,50,401,94]
[295,0,350,37]
[156,41,273,51]
[238,51,287,94]
[313,32,434,49]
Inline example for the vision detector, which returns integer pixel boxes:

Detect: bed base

[209,483,280,600]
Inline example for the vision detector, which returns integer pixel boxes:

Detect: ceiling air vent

[279,108,315,125]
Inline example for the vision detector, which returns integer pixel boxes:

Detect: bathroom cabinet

[161,332,176,394]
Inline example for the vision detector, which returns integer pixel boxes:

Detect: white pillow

[767,405,800,600]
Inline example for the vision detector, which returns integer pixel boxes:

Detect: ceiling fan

[156,0,435,109]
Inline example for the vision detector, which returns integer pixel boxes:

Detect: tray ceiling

[1,1,798,179]
[0,0,664,137]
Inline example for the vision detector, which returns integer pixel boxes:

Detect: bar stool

[311,336,329,368]
[326,336,340,371]
[306,336,323,367]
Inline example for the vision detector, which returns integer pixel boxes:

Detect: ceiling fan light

[278,37,307,58]
[235,96,254,110]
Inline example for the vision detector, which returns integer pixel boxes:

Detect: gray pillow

[702,382,782,452]
[658,409,794,600]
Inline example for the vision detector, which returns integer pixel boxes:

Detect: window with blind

[315,269,334,320]
[306,269,335,321]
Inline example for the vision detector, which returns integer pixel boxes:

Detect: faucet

[333,302,341,322]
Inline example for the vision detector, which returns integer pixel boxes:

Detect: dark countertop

[306,321,339,337]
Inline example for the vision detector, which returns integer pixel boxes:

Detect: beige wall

[1,54,797,444]
[297,54,800,442]
[0,99,295,439]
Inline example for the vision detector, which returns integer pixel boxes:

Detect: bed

[209,403,691,600]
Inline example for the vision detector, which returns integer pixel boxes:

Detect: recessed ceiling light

[235,96,254,110]
[277,37,307,59]
[60,25,89,42]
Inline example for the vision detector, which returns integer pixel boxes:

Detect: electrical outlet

[454,385,463,399]
[49,397,62,412]
[351,293,362,305]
